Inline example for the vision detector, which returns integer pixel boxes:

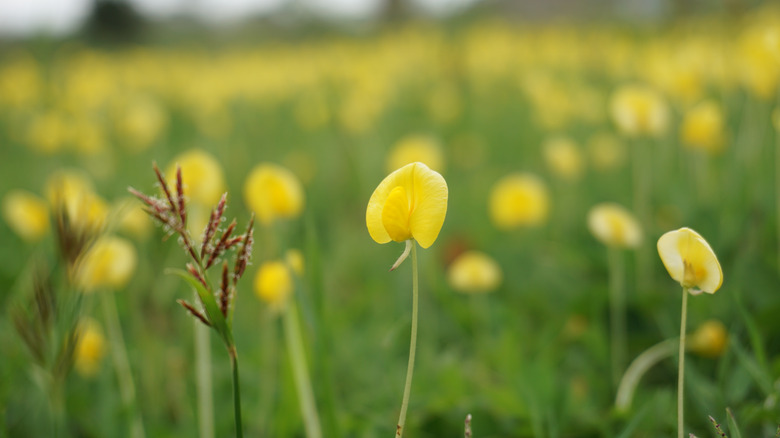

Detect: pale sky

[0,0,480,36]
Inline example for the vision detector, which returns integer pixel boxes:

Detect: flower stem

[396,242,419,438]
[229,345,243,438]
[194,316,214,438]
[608,246,626,388]
[284,302,322,438]
[615,338,676,413]
[101,292,146,438]
[678,288,689,438]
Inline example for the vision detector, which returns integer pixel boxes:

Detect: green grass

[1,12,780,437]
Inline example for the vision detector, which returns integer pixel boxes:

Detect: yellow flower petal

[366,162,448,249]
[657,227,722,294]
[382,186,413,242]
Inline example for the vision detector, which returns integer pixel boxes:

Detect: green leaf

[168,268,233,347]
[726,408,742,438]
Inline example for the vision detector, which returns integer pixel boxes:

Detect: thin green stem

[229,346,243,438]
[678,288,689,438]
[615,338,676,413]
[396,242,419,438]
[775,127,780,274]
[608,246,627,388]
[284,303,322,438]
[101,292,145,438]
[194,316,214,438]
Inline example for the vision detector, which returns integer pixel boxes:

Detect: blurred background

[1,0,780,437]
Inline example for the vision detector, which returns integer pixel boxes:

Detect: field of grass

[1,5,780,437]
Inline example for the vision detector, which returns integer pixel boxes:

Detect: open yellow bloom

[610,85,669,137]
[74,319,106,377]
[387,134,445,174]
[688,320,728,358]
[77,235,138,292]
[587,203,642,249]
[254,260,293,311]
[488,173,549,229]
[166,149,225,206]
[657,227,722,294]
[447,251,502,294]
[244,163,305,226]
[366,162,448,249]
[2,190,49,241]
[543,136,584,181]
[680,100,726,153]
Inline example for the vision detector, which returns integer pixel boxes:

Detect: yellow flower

[657,227,722,294]
[166,149,225,206]
[688,320,728,358]
[74,319,106,377]
[2,190,49,242]
[366,162,448,249]
[386,134,445,174]
[254,260,293,311]
[77,235,137,292]
[113,198,152,240]
[244,163,305,226]
[285,249,305,277]
[45,170,109,232]
[447,251,502,294]
[587,132,626,171]
[26,110,70,154]
[680,100,726,153]
[488,173,549,230]
[543,136,584,181]
[115,95,168,152]
[587,203,642,249]
[610,84,669,137]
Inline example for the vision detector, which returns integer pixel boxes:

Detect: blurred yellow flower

[166,149,226,206]
[254,260,293,311]
[488,173,549,229]
[244,163,305,226]
[610,85,669,137]
[26,110,70,154]
[285,248,305,277]
[74,319,106,377]
[657,227,722,294]
[680,100,726,153]
[447,250,502,294]
[366,162,448,249]
[116,96,168,152]
[688,320,728,358]
[45,170,109,232]
[587,132,626,171]
[543,136,584,181]
[113,198,152,240]
[386,134,445,174]
[2,190,49,241]
[77,235,138,292]
[587,203,642,249]
[426,82,462,125]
